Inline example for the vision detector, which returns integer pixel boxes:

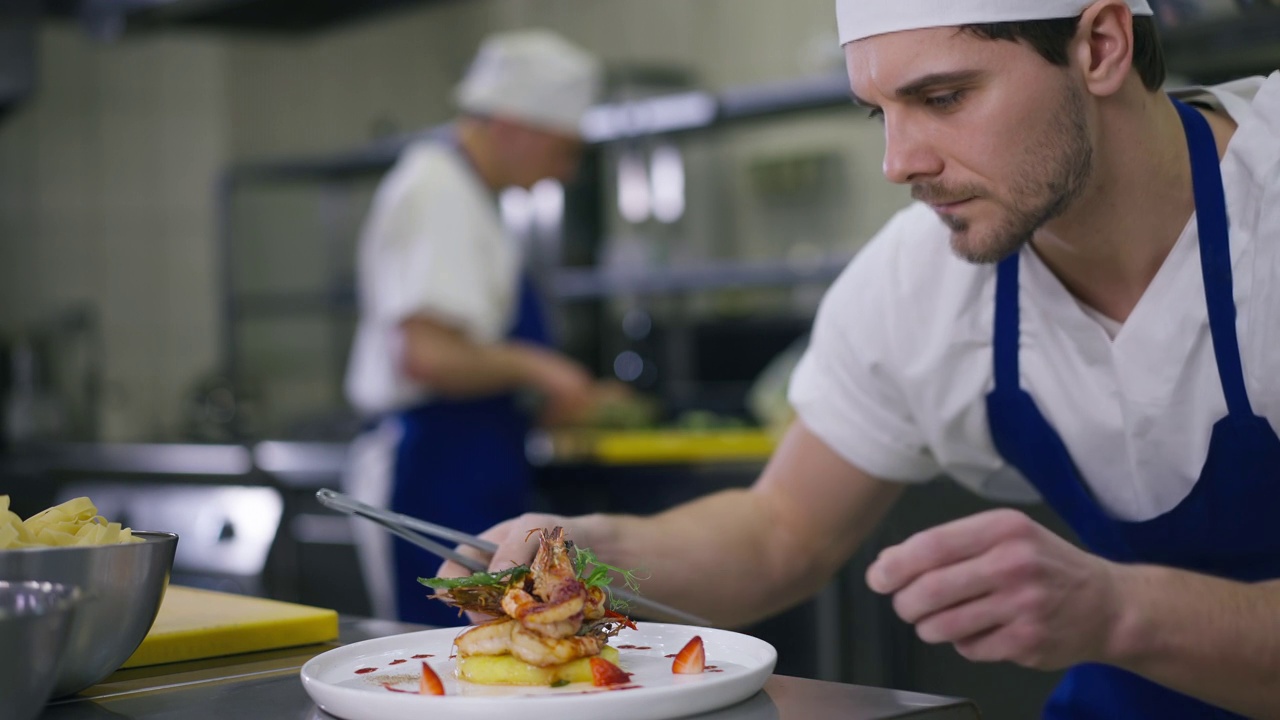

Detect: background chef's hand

[866,508,1121,670]
[520,347,597,427]
[432,511,577,624]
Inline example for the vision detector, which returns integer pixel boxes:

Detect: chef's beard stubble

[914,78,1095,265]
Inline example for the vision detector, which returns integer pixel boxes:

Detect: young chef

[343,29,617,626]
[440,0,1280,715]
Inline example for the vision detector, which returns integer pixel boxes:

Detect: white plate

[300,622,777,720]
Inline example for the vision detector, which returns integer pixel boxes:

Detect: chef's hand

[522,348,597,427]
[433,511,585,624]
[867,508,1122,670]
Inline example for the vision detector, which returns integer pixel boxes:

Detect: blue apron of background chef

[986,98,1280,719]
[389,274,550,627]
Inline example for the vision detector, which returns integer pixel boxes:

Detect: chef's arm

[1104,567,1280,718]
[399,314,593,404]
[570,419,905,627]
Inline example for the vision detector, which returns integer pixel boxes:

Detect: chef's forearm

[576,423,902,628]
[1105,566,1280,718]
[403,340,528,395]
[577,488,795,628]
[400,318,543,397]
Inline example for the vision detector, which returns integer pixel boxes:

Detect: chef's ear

[1074,0,1136,99]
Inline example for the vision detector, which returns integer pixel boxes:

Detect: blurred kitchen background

[1,1,1277,717]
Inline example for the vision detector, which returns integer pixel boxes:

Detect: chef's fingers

[888,550,1002,625]
[868,508,1041,593]
[482,513,571,571]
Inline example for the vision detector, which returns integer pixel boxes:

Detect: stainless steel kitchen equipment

[56,482,281,596]
[1,306,103,448]
[0,532,177,697]
[0,581,82,720]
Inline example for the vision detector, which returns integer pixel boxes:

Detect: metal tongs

[316,488,711,626]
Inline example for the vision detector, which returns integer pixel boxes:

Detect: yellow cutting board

[593,429,776,464]
[120,585,339,668]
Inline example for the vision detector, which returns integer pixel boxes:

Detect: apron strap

[993,254,1022,390]
[1172,98,1253,418]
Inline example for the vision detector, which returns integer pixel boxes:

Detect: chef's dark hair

[963,16,1166,91]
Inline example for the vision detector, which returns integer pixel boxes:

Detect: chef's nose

[882,113,943,185]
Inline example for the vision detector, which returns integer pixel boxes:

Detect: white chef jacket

[789,73,1280,521]
[341,138,523,619]
[344,139,521,418]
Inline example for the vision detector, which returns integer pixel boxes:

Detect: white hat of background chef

[836,0,1154,45]
[455,29,603,136]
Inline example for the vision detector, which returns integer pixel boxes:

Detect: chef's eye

[924,91,964,110]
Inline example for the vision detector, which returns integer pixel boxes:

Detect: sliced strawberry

[590,656,633,686]
[419,661,445,695]
[671,635,705,674]
[605,608,638,631]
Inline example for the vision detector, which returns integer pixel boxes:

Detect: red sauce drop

[411,654,434,659]
[382,684,415,693]
[354,667,378,674]
[663,653,677,658]
[706,665,719,670]
[617,644,638,649]
[632,646,652,650]
[389,659,407,665]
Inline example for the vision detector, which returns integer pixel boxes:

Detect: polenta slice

[456,645,620,686]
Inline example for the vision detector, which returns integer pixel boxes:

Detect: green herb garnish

[549,679,570,687]
[418,565,529,589]
[571,546,647,610]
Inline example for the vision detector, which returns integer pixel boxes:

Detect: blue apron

[390,274,550,626]
[986,98,1280,718]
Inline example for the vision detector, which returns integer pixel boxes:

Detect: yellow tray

[591,430,776,464]
[121,586,339,668]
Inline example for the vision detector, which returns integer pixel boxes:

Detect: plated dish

[300,622,776,720]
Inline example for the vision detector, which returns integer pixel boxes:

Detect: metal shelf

[225,256,851,315]
[3,442,254,476]
[223,72,855,180]
[552,256,851,300]
[1159,6,1280,83]
[216,72,860,387]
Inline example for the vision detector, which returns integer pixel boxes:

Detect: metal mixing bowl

[0,531,177,697]
[0,581,83,720]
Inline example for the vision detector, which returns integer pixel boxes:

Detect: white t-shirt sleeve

[788,209,943,482]
[363,149,512,343]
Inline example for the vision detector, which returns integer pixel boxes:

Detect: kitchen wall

[0,0,893,441]
[225,0,847,161]
[0,25,228,441]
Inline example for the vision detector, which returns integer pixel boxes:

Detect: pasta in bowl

[1,495,146,549]
[0,496,177,696]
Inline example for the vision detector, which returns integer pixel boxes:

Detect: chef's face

[846,26,1095,264]
[497,120,585,188]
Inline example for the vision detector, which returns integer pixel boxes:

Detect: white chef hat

[837,0,1154,45]
[455,29,603,136]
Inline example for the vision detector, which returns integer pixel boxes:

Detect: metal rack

[1155,2,1280,84]
[213,70,864,430]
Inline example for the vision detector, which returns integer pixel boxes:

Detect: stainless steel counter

[1,440,349,484]
[39,617,979,720]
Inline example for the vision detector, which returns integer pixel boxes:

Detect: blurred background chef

[342,29,617,626]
